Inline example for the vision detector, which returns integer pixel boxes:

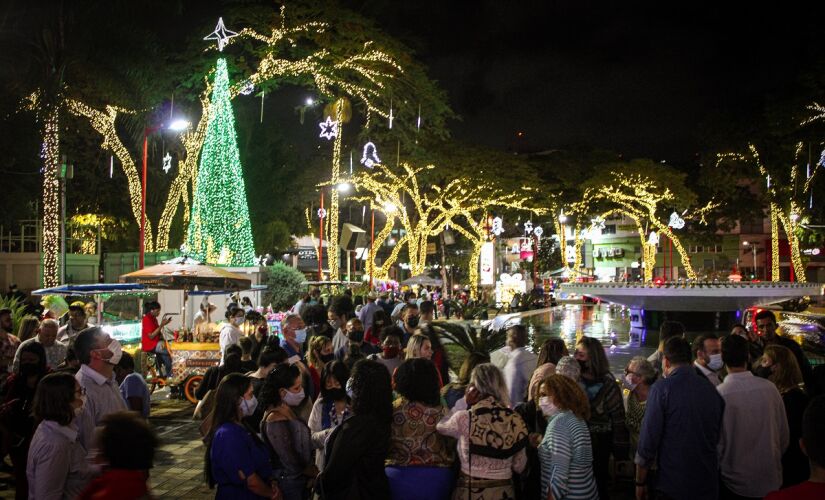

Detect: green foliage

[0,296,31,334]
[434,319,506,357]
[536,238,563,273]
[263,263,306,311]
[254,220,293,254]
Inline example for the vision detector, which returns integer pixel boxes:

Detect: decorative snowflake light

[319,116,338,140]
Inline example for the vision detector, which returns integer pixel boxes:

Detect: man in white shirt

[73,327,128,451]
[357,292,381,333]
[502,324,538,407]
[12,318,66,371]
[692,333,724,386]
[717,334,788,499]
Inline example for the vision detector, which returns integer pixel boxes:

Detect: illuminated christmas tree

[186,58,255,266]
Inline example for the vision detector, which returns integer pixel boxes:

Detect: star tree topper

[204,17,239,52]
[319,116,338,140]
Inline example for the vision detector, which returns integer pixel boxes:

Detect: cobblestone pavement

[0,392,213,499]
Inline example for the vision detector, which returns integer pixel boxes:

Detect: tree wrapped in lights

[352,161,542,283]
[587,160,717,281]
[185,58,255,266]
[717,143,818,282]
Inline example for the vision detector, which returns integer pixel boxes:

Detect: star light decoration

[204,17,239,52]
[319,116,338,140]
[162,153,172,174]
[360,142,380,168]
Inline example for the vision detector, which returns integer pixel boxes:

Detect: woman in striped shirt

[537,374,599,500]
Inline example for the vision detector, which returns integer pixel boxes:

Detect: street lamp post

[139,119,190,269]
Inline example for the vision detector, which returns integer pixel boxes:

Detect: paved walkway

[0,394,213,499]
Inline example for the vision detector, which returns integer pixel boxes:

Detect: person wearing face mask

[692,333,725,386]
[363,309,389,347]
[573,336,628,500]
[367,327,404,377]
[400,304,420,347]
[621,357,656,464]
[634,337,725,500]
[205,373,281,500]
[307,336,335,397]
[755,310,815,390]
[73,327,128,452]
[537,374,598,500]
[280,313,308,360]
[308,361,351,471]
[27,372,93,500]
[327,296,354,354]
[260,364,315,500]
[2,341,48,499]
[220,306,247,365]
[759,345,809,488]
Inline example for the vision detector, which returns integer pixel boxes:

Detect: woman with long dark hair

[317,359,393,499]
[260,365,315,500]
[3,340,48,499]
[204,373,279,499]
[308,360,351,471]
[574,336,628,500]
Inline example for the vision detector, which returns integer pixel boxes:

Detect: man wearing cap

[357,291,381,333]
[57,304,88,344]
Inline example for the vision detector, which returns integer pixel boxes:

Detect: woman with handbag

[260,364,316,500]
[204,373,280,499]
[436,363,529,500]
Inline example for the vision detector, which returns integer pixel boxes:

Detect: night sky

[345,0,825,164]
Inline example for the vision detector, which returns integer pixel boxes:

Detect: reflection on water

[520,304,656,376]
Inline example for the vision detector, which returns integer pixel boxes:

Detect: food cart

[120,260,255,403]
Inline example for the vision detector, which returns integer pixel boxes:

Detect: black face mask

[406,316,420,328]
[325,387,347,402]
[320,353,335,363]
[755,365,773,379]
[19,363,40,378]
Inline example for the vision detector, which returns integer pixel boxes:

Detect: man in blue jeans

[141,301,173,378]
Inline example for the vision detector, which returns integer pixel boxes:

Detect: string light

[40,109,60,287]
[717,143,815,282]
[185,58,255,266]
[590,173,717,281]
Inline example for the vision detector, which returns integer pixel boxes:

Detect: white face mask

[100,339,122,365]
[707,353,723,371]
[282,388,305,406]
[538,396,560,417]
[294,328,307,343]
[623,374,638,391]
[233,316,245,326]
[240,395,258,417]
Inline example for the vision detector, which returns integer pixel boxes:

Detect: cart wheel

[183,375,203,404]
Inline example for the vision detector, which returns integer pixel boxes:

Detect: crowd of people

[0,285,824,500]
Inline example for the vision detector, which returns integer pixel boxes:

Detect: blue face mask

[294,328,307,343]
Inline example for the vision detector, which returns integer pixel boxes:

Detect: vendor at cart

[141,301,173,378]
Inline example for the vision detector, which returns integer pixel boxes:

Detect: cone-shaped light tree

[185,58,255,266]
